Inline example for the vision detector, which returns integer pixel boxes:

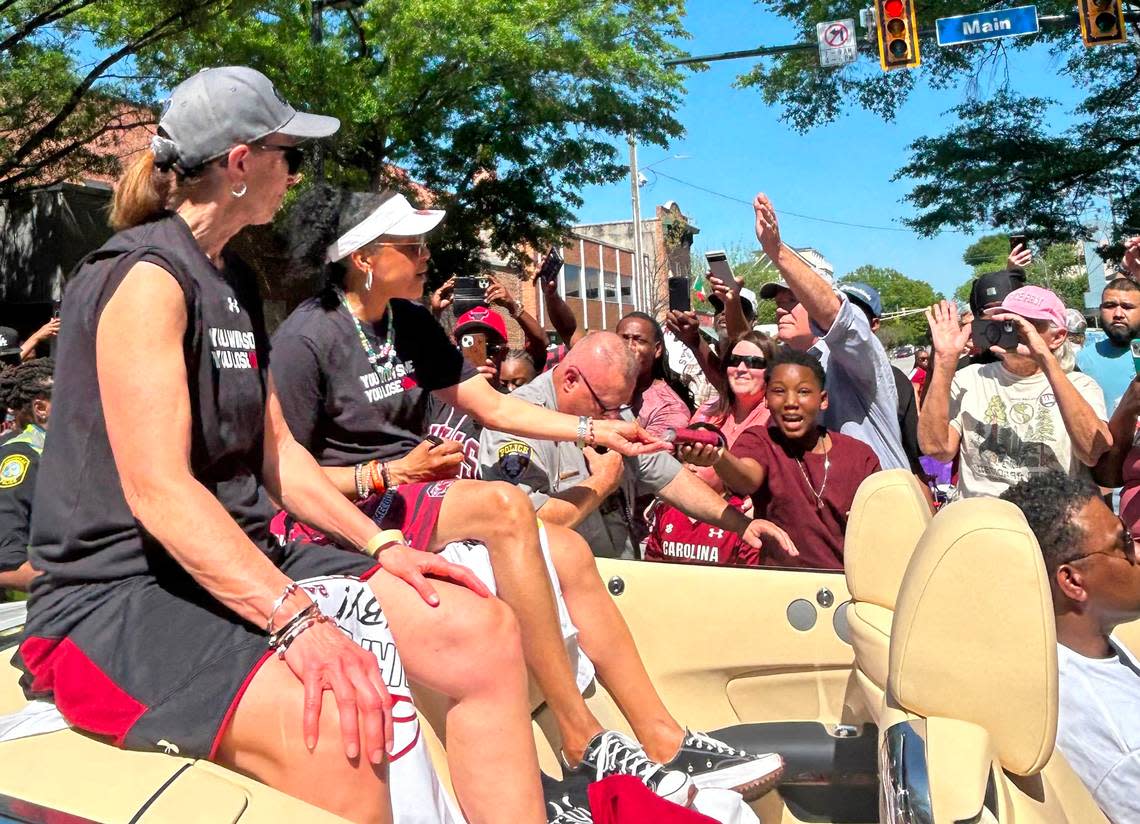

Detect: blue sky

[574,0,1088,300]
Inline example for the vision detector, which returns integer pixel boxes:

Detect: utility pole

[628,134,646,313]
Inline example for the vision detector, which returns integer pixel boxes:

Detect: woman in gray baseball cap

[16,66,547,823]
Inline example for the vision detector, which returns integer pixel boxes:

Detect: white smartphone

[705,250,739,293]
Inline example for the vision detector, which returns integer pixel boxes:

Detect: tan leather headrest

[845,470,931,609]
[888,497,1057,776]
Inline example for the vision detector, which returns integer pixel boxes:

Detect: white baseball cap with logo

[151,66,340,173]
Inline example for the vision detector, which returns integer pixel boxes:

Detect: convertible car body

[0,470,1136,823]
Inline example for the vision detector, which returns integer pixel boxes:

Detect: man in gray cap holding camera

[753,194,908,470]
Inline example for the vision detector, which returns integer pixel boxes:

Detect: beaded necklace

[334,287,398,383]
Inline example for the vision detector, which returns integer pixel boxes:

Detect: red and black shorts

[14,540,377,760]
[271,480,456,551]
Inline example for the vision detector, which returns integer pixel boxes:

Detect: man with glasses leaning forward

[1001,471,1140,824]
[480,331,796,561]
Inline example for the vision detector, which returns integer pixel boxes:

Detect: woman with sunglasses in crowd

[13,67,550,824]
[644,331,778,566]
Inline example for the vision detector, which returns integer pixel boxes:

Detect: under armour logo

[708,527,725,539]
[664,523,674,534]
[157,739,180,755]
[226,297,240,314]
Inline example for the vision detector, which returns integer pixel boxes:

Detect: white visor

[325,193,445,262]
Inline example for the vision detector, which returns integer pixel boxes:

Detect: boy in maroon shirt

[739,348,880,569]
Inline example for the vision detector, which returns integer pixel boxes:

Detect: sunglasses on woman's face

[257,144,305,176]
[726,354,766,370]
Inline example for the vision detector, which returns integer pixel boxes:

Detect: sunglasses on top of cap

[255,143,305,176]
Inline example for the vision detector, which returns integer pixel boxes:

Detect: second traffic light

[876,0,921,70]
[1078,0,1126,46]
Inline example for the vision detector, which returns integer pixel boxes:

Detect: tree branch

[0,0,99,55]
[0,0,230,181]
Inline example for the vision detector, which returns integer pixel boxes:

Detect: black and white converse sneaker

[662,729,784,801]
[563,730,695,806]
[545,798,593,824]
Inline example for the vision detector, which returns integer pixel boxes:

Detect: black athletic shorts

[14,540,377,760]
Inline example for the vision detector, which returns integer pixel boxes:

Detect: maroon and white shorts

[271,480,457,550]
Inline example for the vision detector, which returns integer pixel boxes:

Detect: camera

[972,318,1020,351]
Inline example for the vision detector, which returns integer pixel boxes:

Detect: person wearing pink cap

[921,286,1110,500]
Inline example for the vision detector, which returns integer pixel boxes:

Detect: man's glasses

[1065,519,1138,566]
[257,144,305,176]
[726,354,767,370]
[577,369,631,418]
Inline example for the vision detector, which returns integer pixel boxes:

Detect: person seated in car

[13,66,548,824]
[1001,471,1140,824]
[676,348,880,570]
[921,287,1109,500]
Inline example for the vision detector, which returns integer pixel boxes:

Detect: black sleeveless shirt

[29,214,273,589]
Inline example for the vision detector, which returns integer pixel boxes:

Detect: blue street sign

[936,5,1039,46]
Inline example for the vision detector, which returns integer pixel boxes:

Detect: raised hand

[665,309,701,349]
[1123,236,1140,278]
[753,193,782,258]
[430,277,456,316]
[925,300,971,360]
[1007,243,1032,272]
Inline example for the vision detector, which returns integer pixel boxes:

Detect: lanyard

[335,287,398,384]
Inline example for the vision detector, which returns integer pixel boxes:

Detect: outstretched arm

[754,193,841,331]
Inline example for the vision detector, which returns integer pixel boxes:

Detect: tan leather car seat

[843,469,931,716]
[882,497,1105,822]
[889,496,1056,775]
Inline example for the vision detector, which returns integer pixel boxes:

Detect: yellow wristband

[364,529,406,557]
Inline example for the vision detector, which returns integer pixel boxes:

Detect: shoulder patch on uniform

[0,454,30,488]
[496,441,532,482]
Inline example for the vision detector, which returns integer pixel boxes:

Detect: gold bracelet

[364,529,406,557]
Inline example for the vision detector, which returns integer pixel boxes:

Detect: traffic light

[1078,0,1126,46]
[875,0,921,70]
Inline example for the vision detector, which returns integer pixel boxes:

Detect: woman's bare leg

[216,656,392,824]
[369,571,545,824]
[546,524,686,763]
[432,481,603,764]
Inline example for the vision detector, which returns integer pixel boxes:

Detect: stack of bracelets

[574,415,597,449]
[267,582,328,659]
[353,459,393,500]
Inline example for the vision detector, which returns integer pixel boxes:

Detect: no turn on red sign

[816,19,858,67]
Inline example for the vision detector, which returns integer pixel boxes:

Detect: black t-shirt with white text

[271,295,475,466]
[29,214,273,588]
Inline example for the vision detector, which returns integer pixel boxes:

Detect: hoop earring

[231,182,247,199]
[365,268,374,292]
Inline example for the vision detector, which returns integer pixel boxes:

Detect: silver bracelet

[353,463,370,500]
[575,415,589,449]
[266,582,300,635]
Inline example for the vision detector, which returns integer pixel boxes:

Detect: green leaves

[840,263,940,345]
[734,0,1140,260]
[3,0,690,277]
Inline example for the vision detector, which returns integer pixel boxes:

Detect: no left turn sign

[816,18,858,67]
